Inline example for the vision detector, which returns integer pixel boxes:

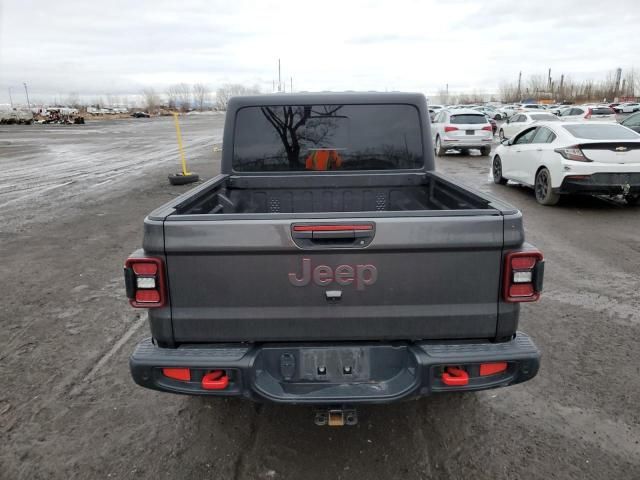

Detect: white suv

[431,109,494,156]
[614,103,640,113]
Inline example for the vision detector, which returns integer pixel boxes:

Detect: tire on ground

[492,156,507,185]
[435,136,446,157]
[534,167,560,206]
[168,173,200,185]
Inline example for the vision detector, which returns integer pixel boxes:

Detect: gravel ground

[1,115,639,480]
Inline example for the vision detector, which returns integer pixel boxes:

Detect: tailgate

[163,215,506,342]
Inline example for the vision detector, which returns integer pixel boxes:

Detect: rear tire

[168,173,200,185]
[435,136,446,157]
[534,168,560,205]
[480,146,491,156]
[495,114,503,120]
[492,156,507,185]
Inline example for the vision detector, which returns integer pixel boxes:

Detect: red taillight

[554,145,590,162]
[482,125,493,131]
[132,263,157,275]
[135,289,160,303]
[162,368,191,381]
[584,108,592,119]
[503,250,544,303]
[444,125,458,132]
[124,257,166,308]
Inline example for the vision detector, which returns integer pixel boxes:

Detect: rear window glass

[233,104,423,171]
[450,114,487,124]
[530,114,559,121]
[591,108,614,115]
[563,124,640,140]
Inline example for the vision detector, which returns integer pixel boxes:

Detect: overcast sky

[1,0,638,104]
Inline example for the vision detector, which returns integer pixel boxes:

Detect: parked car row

[428,102,640,207]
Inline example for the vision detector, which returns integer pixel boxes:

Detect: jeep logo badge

[289,258,378,291]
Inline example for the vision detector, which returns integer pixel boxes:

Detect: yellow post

[172,112,190,175]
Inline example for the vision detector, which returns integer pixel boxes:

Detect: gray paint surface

[140,93,528,344]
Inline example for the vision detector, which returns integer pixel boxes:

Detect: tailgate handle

[292,224,375,246]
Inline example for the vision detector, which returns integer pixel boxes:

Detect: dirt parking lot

[1,115,639,480]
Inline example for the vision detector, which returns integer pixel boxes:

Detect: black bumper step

[130,333,540,404]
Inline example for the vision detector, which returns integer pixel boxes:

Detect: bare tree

[260,105,342,168]
[92,97,105,109]
[166,85,179,109]
[142,88,161,113]
[65,92,82,108]
[176,83,192,111]
[192,83,211,111]
[105,93,122,106]
[215,84,261,110]
[525,74,547,100]
[498,81,519,103]
[622,68,637,97]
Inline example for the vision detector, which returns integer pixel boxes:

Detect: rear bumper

[130,332,540,404]
[441,138,493,149]
[556,172,640,195]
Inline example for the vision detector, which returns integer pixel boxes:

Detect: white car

[431,108,493,156]
[614,103,640,113]
[497,105,518,118]
[519,104,546,112]
[472,106,506,120]
[551,105,572,116]
[559,106,617,122]
[491,122,640,205]
[498,112,560,141]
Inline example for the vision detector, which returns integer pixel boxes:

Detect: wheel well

[535,165,547,179]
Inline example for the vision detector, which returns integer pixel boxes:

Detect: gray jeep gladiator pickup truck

[126,93,543,411]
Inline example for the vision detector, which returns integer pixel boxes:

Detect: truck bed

[171,172,495,216]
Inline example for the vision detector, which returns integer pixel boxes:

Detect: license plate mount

[299,347,371,382]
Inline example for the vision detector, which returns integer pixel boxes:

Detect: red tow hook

[442,367,469,386]
[201,370,229,390]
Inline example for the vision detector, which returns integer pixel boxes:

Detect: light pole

[278,59,281,92]
[23,82,31,109]
[8,87,14,108]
